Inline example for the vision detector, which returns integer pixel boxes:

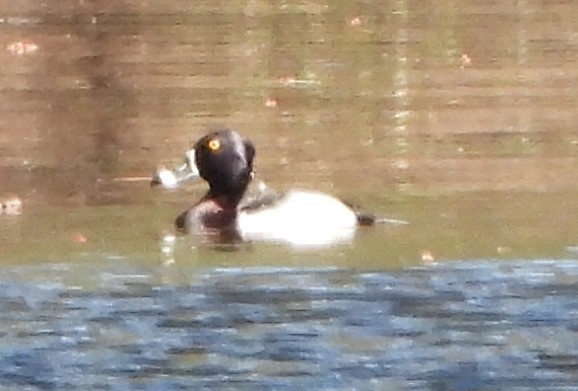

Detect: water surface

[1,1,578,269]
[1,1,578,389]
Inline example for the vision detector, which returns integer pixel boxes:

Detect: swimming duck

[152,128,380,247]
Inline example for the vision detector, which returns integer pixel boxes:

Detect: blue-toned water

[1,260,578,390]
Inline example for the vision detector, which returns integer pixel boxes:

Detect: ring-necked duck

[152,128,394,247]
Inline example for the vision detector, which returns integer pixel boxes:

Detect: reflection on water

[0,0,577,266]
[1,1,577,193]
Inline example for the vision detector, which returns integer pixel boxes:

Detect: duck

[152,128,387,247]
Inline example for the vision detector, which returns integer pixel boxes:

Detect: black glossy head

[193,129,255,197]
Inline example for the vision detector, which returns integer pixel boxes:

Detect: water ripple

[0,260,577,389]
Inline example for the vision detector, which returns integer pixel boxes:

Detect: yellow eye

[207,138,220,151]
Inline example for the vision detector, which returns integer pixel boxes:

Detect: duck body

[154,128,362,247]
[238,189,357,247]
[175,187,358,247]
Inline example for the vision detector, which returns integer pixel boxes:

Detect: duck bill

[151,150,200,189]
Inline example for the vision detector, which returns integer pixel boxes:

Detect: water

[1,1,578,389]
[2,2,578,268]
[2,260,578,390]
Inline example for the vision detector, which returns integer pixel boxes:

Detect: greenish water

[3,190,578,269]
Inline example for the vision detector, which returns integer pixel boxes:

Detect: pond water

[1,0,578,389]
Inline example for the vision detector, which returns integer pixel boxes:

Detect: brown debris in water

[1,195,23,216]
